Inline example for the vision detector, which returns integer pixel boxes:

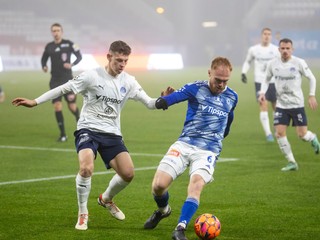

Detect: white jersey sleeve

[241,46,254,74]
[300,59,316,96]
[127,79,157,109]
[35,81,74,105]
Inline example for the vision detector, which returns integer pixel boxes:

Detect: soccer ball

[194,213,221,239]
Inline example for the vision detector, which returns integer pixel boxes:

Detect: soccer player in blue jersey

[145,57,238,240]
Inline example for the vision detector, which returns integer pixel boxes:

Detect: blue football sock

[178,197,199,227]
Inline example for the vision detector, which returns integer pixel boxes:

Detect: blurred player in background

[241,27,279,142]
[144,57,238,240]
[0,85,5,103]
[13,40,173,231]
[259,38,320,171]
[41,23,82,142]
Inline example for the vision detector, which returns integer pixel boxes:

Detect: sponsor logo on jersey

[55,47,60,52]
[277,76,295,81]
[96,95,122,104]
[104,106,114,114]
[61,43,70,48]
[201,105,228,117]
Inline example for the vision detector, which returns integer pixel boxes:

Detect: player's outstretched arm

[12,98,37,108]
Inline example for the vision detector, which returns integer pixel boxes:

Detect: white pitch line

[0,166,157,186]
[0,145,239,186]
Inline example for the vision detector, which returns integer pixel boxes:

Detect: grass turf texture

[0,68,319,239]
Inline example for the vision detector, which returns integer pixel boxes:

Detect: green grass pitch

[0,67,319,239]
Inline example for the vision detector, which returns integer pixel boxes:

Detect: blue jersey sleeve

[162,82,199,106]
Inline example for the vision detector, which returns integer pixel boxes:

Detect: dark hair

[279,38,293,46]
[211,57,232,72]
[109,40,131,55]
[51,23,63,30]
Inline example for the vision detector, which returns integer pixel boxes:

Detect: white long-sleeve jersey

[261,56,316,109]
[242,43,279,83]
[35,67,157,136]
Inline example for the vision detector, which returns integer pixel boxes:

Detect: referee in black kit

[41,23,82,142]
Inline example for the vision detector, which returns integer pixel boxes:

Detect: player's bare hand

[258,93,266,104]
[42,66,48,73]
[308,96,318,110]
[12,98,37,108]
[63,63,73,69]
[161,86,175,96]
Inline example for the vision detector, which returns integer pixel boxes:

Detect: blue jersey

[163,80,238,154]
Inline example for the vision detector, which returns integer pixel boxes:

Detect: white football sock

[75,173,91,214]
[260,111,272,136]
[102,174,129,202]
[277,136,296,162]
[301,131,316,142]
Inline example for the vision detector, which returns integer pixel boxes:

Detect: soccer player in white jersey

[259,38,320,172]
[12,40,173,231]
[241,28,280,142]
[144,57,238,240]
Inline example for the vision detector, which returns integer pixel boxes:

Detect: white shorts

[157,141,218,183]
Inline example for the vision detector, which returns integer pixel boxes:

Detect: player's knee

[79,167,93,178]
[120,171,134,182]
[152,183,167,195]
[152,177,169,194]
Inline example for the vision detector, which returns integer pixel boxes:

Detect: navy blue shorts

[74,129,128,169]
[273,107,308,127]
[255,82,277,102]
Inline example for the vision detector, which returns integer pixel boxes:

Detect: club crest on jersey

[120,87,126,96]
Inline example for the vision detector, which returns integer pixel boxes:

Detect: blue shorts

[255,82,276,102]
[273,107,307,127]
[74,129,128,169]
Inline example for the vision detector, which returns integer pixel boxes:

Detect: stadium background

[0,0,320,71]
[1,1,320,240]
